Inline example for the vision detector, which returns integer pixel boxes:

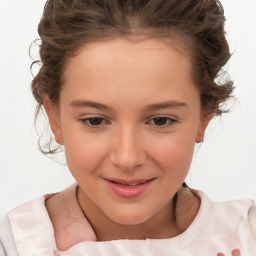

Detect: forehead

[60,38,198,109]
[63,38,193,85]
[75,37,186,57]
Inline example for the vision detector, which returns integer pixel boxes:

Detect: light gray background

[0,0,256,216]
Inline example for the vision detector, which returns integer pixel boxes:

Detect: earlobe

[42,94,64,145]
[195,115,212,143]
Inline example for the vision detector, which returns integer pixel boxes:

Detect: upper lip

[103,178,155,185]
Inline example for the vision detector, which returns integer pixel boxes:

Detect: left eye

[80,117,106,126]
[148,117,176,126]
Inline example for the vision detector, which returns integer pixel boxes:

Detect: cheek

[148,132,196,170]
[63,133,108,176]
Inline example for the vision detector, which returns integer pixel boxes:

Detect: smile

[109,179,153,186]
[103,178,155,198]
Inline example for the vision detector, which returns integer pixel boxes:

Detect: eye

[80,117,108,127]
[152,117,169,126]
[147,117,177,127]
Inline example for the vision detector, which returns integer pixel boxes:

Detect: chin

[107,208,154,226]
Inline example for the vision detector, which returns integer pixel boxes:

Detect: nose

[110,126,146,172]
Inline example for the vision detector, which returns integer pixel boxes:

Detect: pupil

[89,118,103,125]
[154,117,167,126]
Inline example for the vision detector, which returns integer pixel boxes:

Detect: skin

[218,249,241,256]
[43,38,238,254]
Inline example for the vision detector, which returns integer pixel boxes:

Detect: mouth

[103,178,155,198]
[105,178,155,186]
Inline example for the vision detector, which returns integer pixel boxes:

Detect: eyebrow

[70,99,187,111]
[144,101,187,111]
[70,100,111,110]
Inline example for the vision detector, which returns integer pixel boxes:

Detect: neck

[77,187,188,241]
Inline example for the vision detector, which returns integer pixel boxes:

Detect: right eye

[80,117,108,127]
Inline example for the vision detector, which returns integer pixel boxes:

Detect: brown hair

[31,0,234,154]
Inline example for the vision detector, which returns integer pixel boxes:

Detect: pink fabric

[7,184,256,256]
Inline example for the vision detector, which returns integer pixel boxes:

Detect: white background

[0,0,256,216]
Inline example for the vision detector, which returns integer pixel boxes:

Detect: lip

[103,178,155,198]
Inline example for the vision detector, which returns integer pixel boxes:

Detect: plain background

[0,0,256,216]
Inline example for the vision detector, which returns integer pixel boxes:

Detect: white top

[1,184,256,256]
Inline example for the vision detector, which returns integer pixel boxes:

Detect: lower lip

[105,179,154,198]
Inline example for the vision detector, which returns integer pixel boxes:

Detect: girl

[0,0,255,255]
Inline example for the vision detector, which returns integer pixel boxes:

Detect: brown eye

[80,117,106,126]
[88,117,104,126]
[152,117,169,126]
[147,116,177,128]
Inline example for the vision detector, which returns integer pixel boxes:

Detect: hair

[31,0,234,154]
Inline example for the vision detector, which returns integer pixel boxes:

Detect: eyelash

[79,117,109,127]
[79,116,177,128]
[146,117,178,128]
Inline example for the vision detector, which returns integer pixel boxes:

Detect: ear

[195,115,212,143]
[42,94,64,145]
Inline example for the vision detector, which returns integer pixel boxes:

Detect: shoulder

[0,241,6,256]
[0,190,60,256]
[248,204,256,240]
[195,190,253,218]
[0,214,18,256]
[6,193,57,256]
[195,190,256,242]
[3,184,81,255]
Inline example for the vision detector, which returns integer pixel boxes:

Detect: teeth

[129,182,143,186]
[111,180,145,186]
[123,182,145,186]
[127,183,140,186]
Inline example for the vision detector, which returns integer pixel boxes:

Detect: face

[44,39,209,227]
